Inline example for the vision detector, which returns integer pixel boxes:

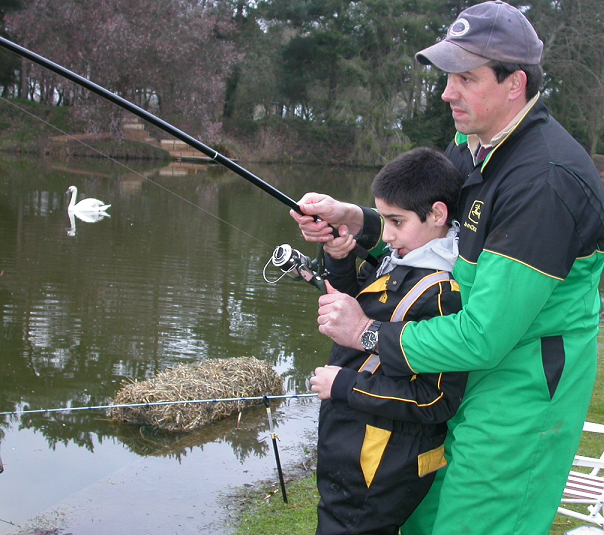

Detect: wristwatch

[361,321,382,353]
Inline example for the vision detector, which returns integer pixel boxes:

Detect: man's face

[441,65,519,144]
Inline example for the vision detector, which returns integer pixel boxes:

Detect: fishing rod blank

[0,36,301,214]
[0,393,318,417]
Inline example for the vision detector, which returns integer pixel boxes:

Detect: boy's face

[375,198,448,256]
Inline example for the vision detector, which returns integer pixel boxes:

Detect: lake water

[0,154,377,534]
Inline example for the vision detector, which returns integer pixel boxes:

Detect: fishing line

[0,95,272,249]
[0,393,318,417]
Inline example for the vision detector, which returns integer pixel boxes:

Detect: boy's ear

[431,201,449,226]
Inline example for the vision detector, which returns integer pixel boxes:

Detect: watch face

[361,330,378,351]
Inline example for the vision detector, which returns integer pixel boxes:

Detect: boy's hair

[371,147,463,225]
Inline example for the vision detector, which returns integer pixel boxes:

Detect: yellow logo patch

[469,200,483,224]
[464,200,483,233]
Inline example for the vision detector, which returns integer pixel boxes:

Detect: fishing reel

[263,243,327,294]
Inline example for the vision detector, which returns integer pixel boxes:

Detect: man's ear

[509,70,528,101]
[431,201,449,226]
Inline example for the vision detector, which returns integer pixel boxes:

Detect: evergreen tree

[0,0,21,96]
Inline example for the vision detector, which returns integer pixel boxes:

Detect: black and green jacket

[325,242,466,424]
[361,97,604,534]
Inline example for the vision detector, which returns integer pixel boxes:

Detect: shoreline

[2,399,320,535]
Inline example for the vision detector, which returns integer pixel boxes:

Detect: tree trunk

[18,57,28,99]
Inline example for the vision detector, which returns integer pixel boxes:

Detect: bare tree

[536,0,604,155]
[6,0,240,142]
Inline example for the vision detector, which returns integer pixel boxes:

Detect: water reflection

[8,400,284,463]
[111,403,282,462]
[0,154,376,530]
[67,209,111,236]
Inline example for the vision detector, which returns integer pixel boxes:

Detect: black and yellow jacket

[314,222,467,535]
[325,233,467,425]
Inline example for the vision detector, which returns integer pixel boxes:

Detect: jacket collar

[455,94,549,174]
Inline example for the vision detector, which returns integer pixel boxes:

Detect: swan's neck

[68,188,78,210]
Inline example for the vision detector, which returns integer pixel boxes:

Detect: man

[293,2,604,534]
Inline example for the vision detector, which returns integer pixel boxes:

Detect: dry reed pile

[106,357,284,432]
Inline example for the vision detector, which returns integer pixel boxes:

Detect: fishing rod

[0,37,378,287]
[263,395,288,503]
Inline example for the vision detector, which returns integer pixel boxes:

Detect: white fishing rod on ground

[0,393,318,417]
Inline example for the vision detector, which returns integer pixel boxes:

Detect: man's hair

[489,61,543,100]
[371,147,463,225]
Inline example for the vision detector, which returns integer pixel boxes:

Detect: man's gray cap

[416,1,543,73]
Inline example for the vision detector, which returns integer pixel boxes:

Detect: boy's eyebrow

[379,211,404,219]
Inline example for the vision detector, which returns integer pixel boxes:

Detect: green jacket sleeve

[378,251,560,376]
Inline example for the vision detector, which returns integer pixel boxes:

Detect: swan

[66,185,111,213]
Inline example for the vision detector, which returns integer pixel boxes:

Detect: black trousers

[315,400,446,535]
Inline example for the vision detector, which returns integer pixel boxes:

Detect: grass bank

[232,334,604,535]
[232,472,319,535]
[2,99,604,171]
[0,98,170,161]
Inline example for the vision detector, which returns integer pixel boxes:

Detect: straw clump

[106,356,284,432]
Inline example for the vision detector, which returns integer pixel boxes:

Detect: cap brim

[416,40,491,74]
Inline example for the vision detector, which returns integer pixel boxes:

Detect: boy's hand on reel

[324,225,356,260]
[317,281,371,350]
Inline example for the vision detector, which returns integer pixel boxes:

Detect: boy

[309,147,467,535]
